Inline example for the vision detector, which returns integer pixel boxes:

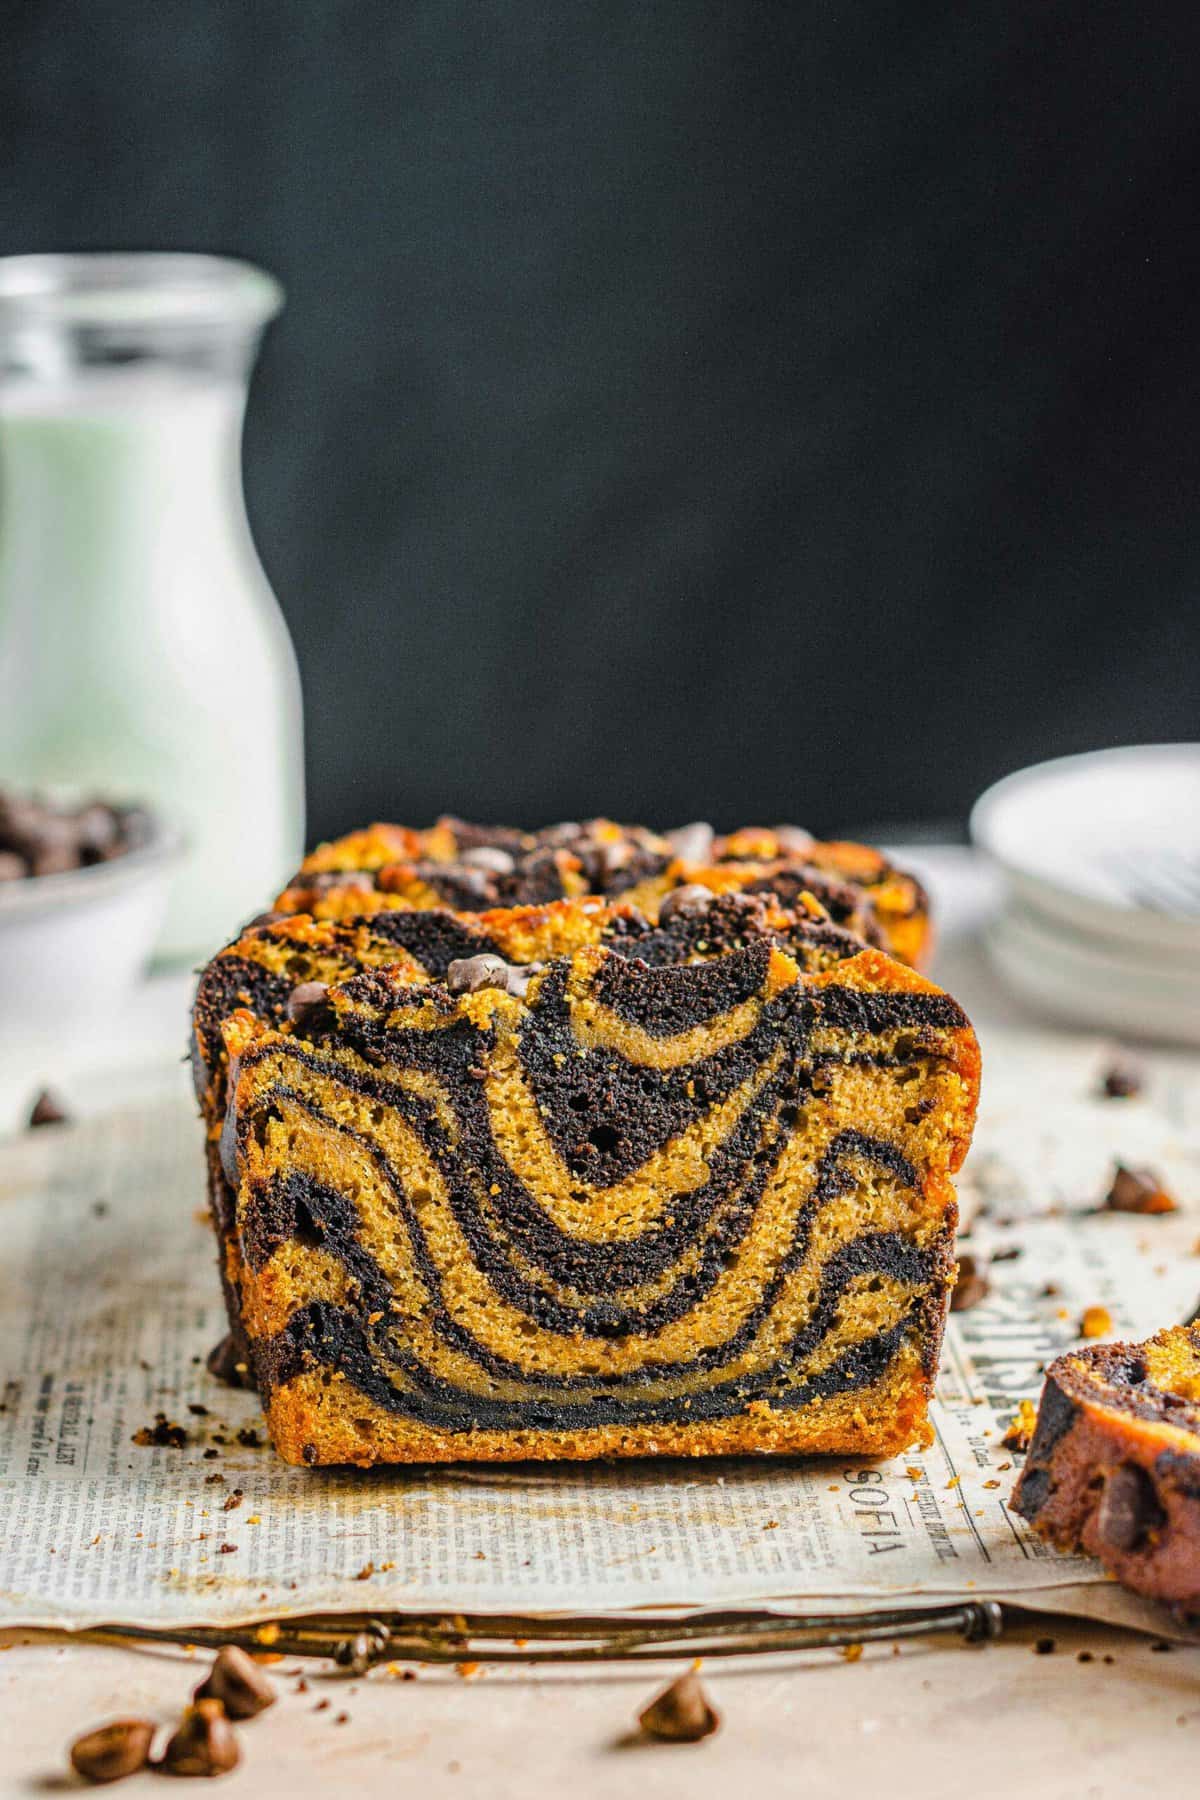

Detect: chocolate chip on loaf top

[271,817,931,968]
[1012,1325,1200,1610]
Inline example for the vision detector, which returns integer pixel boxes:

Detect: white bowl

[0,816,183,1063]
[970,744,1200,955]
[986,897,1200,1046]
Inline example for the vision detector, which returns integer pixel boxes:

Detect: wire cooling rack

[97,1599,1005,1668]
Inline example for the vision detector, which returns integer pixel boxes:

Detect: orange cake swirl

[193,882,976,1467]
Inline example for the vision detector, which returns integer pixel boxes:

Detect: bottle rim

[0,253,284,330]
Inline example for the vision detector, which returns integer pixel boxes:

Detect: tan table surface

[4,849,1198,1794]
[4,1614,1199,1798]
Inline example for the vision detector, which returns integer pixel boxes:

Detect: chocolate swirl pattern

[197,910,978,1467]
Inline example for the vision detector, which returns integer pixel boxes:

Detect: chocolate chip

[206,1334,250,1388]
[1101,1060,1144,1100]
[161,1701,240,1777]
[115,804,155,850]
[666,822,715,865]
[1102,1164,1177,1215]
[504,961,543,998]
[189,1026,210,1104]
[25,810,77,855]
[581,837,635,884]
[0,791,153,881]
[446,954,512,994]
[458,846,516,875]
[950,1254,991,1312]
[74,803,122,857]
[658,884,715,923]
[445,953,541,998]
[69,1718,156,1784]
[1034,1637,1056,1655]
[638,1670,720,1743]
[1096,1463,1164,1553]
[28,1088,70,1128]
[306,869,372,894]
[773,824,816,855]
[432,862,492,902]
[218,1079,241,1190]
[286,980,331,1030]
[194,1645,277,1720]
[32,841,85,878]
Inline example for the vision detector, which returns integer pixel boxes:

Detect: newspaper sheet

[1,1024,1198,1632]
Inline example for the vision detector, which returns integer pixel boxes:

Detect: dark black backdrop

[4,2,1199,844]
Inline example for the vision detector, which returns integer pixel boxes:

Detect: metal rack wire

[97,1599,1005,1669]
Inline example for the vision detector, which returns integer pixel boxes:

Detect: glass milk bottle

[0,253,304,962]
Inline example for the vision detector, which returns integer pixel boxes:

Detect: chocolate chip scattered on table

[638,1670,720,1743]
[194,1645,276,1719]
[161,1701,240,1777]
[27,1088,70,1128]
[950,1253,990,1312]
[69,1719,156,1784]
[1101,1164,1177,1215]
[1100,1060,1144,1100]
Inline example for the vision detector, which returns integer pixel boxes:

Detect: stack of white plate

[969,744,1200,1047]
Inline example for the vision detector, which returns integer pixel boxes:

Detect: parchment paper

[1,1025,1197,1632]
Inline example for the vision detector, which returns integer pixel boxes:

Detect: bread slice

[194,892,977,1467]
[1012,1326,1200,1608]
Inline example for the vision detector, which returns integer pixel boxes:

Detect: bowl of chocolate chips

[0,788,181,1049]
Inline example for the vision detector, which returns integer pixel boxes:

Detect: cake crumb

[1002,1400,1039,1453]
[131,1414,189,1449]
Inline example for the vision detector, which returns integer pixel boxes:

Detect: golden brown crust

[266,1343,935,1467]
